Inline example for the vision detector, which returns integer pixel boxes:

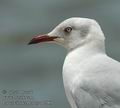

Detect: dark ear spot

[80,25,90,37]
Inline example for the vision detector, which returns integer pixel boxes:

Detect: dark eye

[64,27,72,33]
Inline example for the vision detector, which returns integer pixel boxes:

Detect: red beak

[28,34,58,45]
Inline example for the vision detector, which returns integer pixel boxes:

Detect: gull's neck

[66,40,106,61]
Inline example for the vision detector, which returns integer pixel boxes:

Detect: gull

[28,17,120,108]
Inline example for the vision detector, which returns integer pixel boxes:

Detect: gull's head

[29,17,105,51]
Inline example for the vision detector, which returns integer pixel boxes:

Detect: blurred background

[0,0,120,108]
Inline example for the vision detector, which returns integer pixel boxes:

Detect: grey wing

[72,87,100,108]
[72,83,114,108]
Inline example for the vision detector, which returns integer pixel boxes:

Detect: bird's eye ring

[64,27,72,33]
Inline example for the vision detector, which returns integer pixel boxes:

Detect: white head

[29,17,105,52]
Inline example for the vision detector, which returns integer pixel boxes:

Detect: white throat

[67,39,106,61]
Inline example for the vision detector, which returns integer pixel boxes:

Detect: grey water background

[0,0,120,108]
